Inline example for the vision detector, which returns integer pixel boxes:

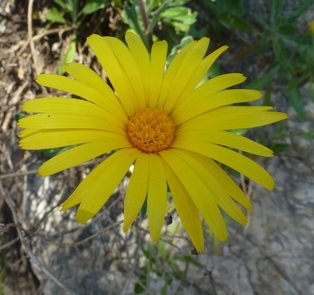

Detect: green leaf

[269,143,289,153]
[80,0,108,15]
[273,38,287,66]
[188,23,209,39]
[277,24,296,34]
[58,36,76,74]
[299,130,314,140]
[169,262,182,279]
[167,36,193,64]
[270,0,283,29]
[160,6,197,34]
[286,0,314,23]
[53,0,67,9]
[45,7,68,24]
[308,83,314,102]
[67,0,80,23]
[258,37,270,54]
[161,7,197,26]
[42,147,67,157]
[230,128,248,136]
[170,0,191,6]
[207,63,220,78]
[286,86,307,121]
[161,283,168,295]
[255,13,270,30]
[246,66,280,90]
[173,255,205,269]
[134,274,147,294]
[68,0,79,13]
[220,14,254,32]
[146,0,171,34]
[208,0,245,16]
[140,198,147,219]
[14,113,28,121]
[286,74,310,93]
[123,2,148,48]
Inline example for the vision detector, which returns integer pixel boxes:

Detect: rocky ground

[1,1,314,295]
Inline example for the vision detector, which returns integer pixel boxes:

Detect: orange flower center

[127,108,175,153]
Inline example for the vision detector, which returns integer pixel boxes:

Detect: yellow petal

[160,149,228,241]
[123,153,149,232]
[23,97,125,129]
[195,154,252,210]
[173,73,246,113]
[65,62,128,119]
[155,41,196,109]
[176,129,273,157]
[19,129,38,138]
[125,31,150,101]
[18,113,125,135]
[20,129,119,149]
[147,153,167,241]
[173,149,248,225]
[168,46,229,113]
[173,89,262,125]
[163,161,204,252]
[87,34,139,116]
[172,140,275,190]
[162,38,210,112]
[178,106,289,131]
[148,40,168,108]
[105,36,147,110]
[61,148,141,222]
[36,74,128,123]
[38,136,131,175]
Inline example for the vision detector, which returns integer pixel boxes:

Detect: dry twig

[3,193,78,295]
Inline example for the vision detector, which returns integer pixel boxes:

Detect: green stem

[137,0,153,48]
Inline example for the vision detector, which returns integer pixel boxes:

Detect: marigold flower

[19,32,288,252]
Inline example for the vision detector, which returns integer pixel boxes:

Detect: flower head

[19,32,288,252]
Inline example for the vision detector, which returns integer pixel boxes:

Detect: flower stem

[137,0,153,48]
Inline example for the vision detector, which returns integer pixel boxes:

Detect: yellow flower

[19,32,288,252]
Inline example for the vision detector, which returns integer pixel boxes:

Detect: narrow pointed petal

[19,129,38,137]
[61,148,141,222]
[87,34,139,116]
[105,36,147,110]
[177,106,289,131]
[176,129,274,157]
[65,62,127,118]
[163,161,204,252]
[155,41,195,109]
[197,155,252,210]
[172,140,275,190]
[172,149,248,225]
[147,154,168,241]
[168,46,229,113]
[123,153,149,232]
[148,40,168,108]
[173,89,262,125]
[22,97,125,129]
[160,149,228,241]
[125,31,150,101]
[20,129,120,150]
[18,113,125,135]
[162,38,210,112]
[36,74,128,123]
[38,136,131,176]
[174,73,246,113]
